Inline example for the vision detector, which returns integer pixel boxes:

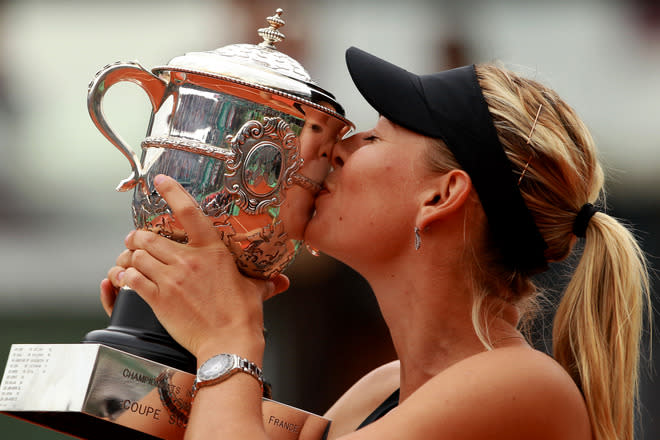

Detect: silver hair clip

[518,155,533,186]
[526,104,543,145]
[518,104,543,185]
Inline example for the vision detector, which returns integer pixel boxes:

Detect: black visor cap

[345,47,548,274]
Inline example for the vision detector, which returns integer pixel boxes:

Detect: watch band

[236,356,263,381]
[192,353,270,400]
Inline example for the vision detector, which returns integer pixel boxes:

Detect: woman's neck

[364,259,524,402]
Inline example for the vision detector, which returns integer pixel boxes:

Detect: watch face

[198,354,234,381]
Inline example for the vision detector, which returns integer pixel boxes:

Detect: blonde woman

[102,47,651,440]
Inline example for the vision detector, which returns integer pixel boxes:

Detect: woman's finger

[265,274,290,301]
[129,248,170,286]
[100,278,117,317]
[125,229,182,266]
[121,267,159,304]
[107,265,126,288]
[153,175,220,247]
[115,248,133,268]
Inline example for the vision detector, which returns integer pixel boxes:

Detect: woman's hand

[100,248,134,316]
[100,174,289,360]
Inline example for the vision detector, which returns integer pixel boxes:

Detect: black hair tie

[573,203,598,238]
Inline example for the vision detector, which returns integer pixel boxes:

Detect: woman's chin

[302,213,320,247]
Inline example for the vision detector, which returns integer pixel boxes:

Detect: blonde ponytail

[553,212,651,440]
[461,63,654,440]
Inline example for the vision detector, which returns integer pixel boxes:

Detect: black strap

[357,389,400,429]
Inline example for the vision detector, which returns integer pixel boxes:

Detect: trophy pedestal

[0,344,330,440]
[83,288,197,374]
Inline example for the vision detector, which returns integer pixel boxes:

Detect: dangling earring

[414,226,422,251]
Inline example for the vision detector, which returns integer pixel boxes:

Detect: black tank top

[356,389,400,429]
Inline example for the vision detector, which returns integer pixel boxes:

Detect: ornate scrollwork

[211,218,298,279]
[224,117,302,215]
[141,136,235,162]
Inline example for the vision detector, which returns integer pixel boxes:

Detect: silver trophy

[0,9,352,440]
[90,8,351,278]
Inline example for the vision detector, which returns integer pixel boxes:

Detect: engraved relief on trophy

[224,116,301,215]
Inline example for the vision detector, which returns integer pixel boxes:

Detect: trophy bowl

[87,8,353,279]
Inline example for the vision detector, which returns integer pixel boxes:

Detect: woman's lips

[314,184,331,206]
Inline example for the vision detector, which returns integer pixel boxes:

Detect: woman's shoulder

[383,346,591,440]
[325,360,400,439]
[434,345,588,408]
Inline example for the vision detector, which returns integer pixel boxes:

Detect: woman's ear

[416,169,472,230]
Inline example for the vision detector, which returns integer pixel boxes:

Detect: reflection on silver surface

[0,344,330,440]
[87,9,353,279]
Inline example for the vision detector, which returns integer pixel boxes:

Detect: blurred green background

[1,0,659,438]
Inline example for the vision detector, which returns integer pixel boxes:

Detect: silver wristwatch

[192,353,265,399]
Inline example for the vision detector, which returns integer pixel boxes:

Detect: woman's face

[304,117,433,265]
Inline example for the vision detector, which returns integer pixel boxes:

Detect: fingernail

[117,271,125,282]
[154,174,166,186]
[125,230,134,243]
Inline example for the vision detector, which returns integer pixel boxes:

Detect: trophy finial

[258,8,286,49]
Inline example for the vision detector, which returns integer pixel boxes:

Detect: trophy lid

[152,8,349,121]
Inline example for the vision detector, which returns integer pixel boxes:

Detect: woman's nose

[331,133,360,169]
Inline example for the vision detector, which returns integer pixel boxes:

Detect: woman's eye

[364,135,379,142]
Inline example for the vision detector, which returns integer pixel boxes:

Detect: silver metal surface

[258,8,286,49]
[0,344,330,440]
[159,8,332,102]
[87,8,353,279]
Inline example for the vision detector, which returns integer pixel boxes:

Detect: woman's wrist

[195,333,266,370]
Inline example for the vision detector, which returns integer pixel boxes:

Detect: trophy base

[82,288,197,373]
[0,344,330,440]
[5,411,162,440]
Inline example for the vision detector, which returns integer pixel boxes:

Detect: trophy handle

[87,61,167,191]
